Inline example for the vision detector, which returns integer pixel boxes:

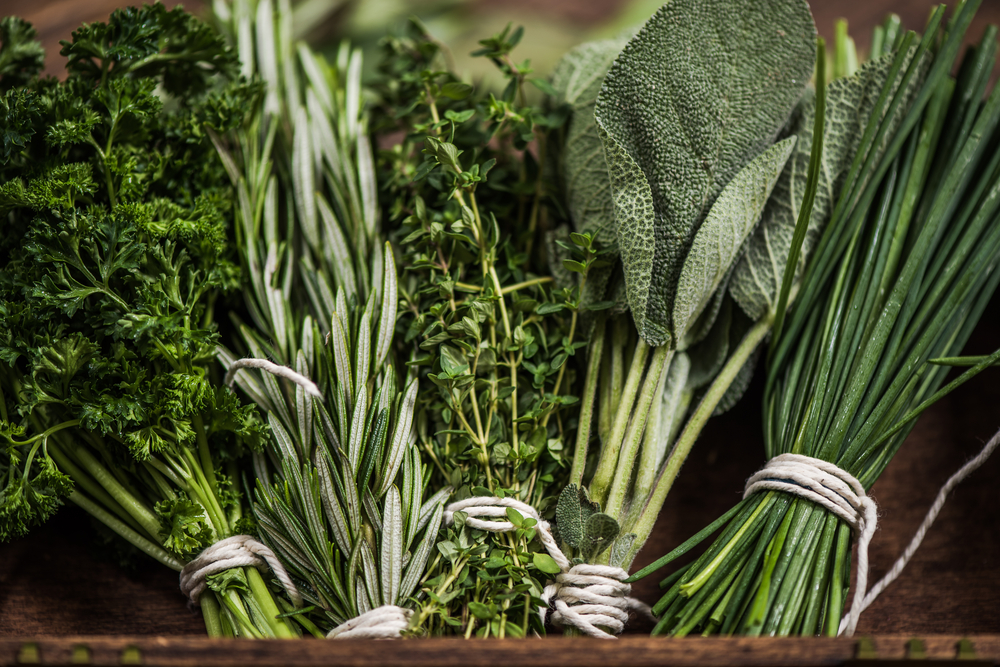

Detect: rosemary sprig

[212,0,443,634]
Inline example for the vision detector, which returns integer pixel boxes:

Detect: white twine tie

[444,496,653,639]
[327,606,412,639]
[224,357,323,398]
[745,431,1000,636]
[179,535,303,608]
[744,454,876,636]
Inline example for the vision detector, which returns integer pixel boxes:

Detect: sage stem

[626,314,772,566]
[589,339,650,506]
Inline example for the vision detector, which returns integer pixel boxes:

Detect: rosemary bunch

[212,0,445,634]
[642,1,1000,636]
[372,23,590,637]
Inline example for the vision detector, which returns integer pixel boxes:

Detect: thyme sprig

[372,22,599,637]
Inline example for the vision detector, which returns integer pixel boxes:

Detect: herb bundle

[370,22,593,637]
[547,0,819,576]
[209,0,447,636]
[641,0,1000,636]
[0,7,296,637]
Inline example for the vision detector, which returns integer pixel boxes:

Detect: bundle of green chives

[635,1,1000,637]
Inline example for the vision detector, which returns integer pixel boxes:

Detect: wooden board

[2,0,1000,660]
[1,635,1000,667]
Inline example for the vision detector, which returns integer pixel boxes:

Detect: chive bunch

[640,1,1000,636]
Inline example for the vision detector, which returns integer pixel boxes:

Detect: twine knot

[179,535,302,608]
[542,563,652,637]
[444,496,651,639]
[744,453,876,636]
[327,606,412,639]
[744,434,1000,637]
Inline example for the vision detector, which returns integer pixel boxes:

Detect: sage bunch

[549,0,819,573]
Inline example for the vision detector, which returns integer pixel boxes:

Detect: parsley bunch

[0,7,295,638]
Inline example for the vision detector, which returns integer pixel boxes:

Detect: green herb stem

[589,339,650,506]
[603,344,673,524]
[67,490,183,571]
[627,314,772,564]
[570,317,606,486]
[65,441,162,540]
[245,566,297,638]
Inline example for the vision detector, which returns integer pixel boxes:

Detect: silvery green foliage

[554,484,620,562]
[230,255,446,625]
[551,33,634,250]
[218,3,445,627]
[730,50,923,320]
[594,0,816,346]
[633,350,692,500]
[672,137,796,346]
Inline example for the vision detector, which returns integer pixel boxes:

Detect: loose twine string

[744,427,1000,636]
[215,357,411,639]
[444,497,654,639]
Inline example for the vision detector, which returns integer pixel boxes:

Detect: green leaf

[673,137,796,346]
[380,486,403,606]
[685,297,732,391]
[440,82,473,100]
[551,32,634,249]
[555,483,584,549]
[0,17,45,91]
[554,483,601,551]
[609,533,636,569]
[730,50,923,320]
[468,601,496,620]
[439,344,469,376]
[532,552,562,575]
[580,512,620,561]
[594,0,815,345]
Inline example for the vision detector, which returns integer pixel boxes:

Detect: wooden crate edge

[2,634,998,667]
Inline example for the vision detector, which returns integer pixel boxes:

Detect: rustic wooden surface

[1,635,1000,666]
[1,0,1000,652]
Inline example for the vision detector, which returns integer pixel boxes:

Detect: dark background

[1,0,999,638]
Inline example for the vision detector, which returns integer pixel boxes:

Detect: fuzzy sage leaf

[594,0,815,345]
[673,137,796,347]
[551,32,634,249]
[730,49,924,320]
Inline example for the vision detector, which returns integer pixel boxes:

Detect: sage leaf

[609,533,637,570]
[555,483,584,549]
[685,297,732,391]
[673,137,796,344]
[555,483,601,550]
[594,0,815,345]
[551,32,634,249]
[711,307,761,415]
[581,512,620,561]
[730,50,924,320]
